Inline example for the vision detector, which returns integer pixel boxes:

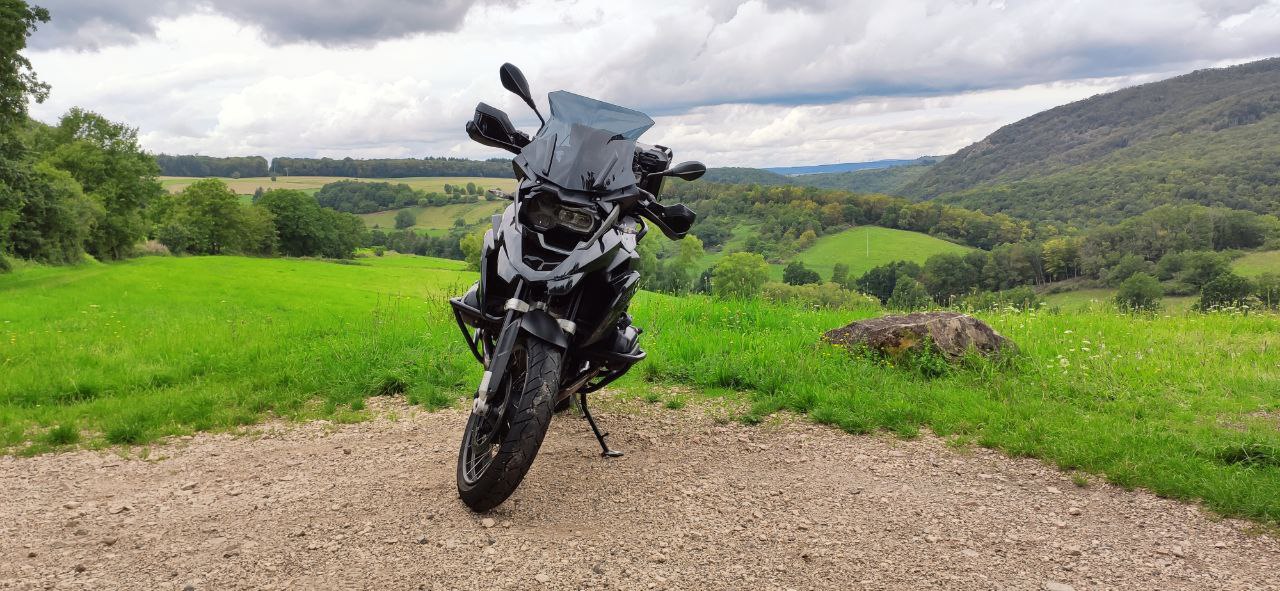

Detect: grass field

[1043,289,1196,312]
[2,256,1279,523]
[159,176,516,197]
[1235,250,1280,277]
[778,225,973,280]
[359,201,506,232]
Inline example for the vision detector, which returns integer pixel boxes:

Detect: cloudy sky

[24,0,1280,167]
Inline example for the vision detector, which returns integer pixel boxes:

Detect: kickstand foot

[580,391,623,458]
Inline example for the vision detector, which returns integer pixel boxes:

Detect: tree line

[269,156,512,178]
[155,154,269,178]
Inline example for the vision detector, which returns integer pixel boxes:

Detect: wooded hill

[903,57,1280,224]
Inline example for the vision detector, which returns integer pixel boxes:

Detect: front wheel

[457,337,560,512]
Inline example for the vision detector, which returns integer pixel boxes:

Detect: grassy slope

[783,226,972,280]
[1234,250,1280,277]
[160,176,516,197]
[2,256,1279,522]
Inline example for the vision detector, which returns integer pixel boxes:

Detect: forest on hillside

[900,57,1280,224]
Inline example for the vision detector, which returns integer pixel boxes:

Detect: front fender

[519,309,569,350]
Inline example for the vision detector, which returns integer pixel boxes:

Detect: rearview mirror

[500,63,544,125]
[661,161,706,182]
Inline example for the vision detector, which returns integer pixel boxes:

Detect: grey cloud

[581,0,1280,112]
[30,0,490,50]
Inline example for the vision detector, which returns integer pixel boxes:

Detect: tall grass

[2,255,1278,522]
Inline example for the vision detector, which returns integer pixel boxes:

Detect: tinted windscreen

[515,91,655,192]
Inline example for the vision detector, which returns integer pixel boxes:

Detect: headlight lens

[524,191,597,235]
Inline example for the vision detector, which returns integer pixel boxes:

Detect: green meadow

[783,225,973,280]
[2,255,1279,523]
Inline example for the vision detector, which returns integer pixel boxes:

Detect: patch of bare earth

[2,397,1278,590]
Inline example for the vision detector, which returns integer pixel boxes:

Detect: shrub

[1197,272,1254,311]
[1106,254,1152,286]
[1115,272,1162,312]
[0,254,10,273]
[958,286,1043,311]
[887,276,931,311]
[712,252,770,298]
[394,209,416,229]
[372,246,386,257]
[760,282,879,310]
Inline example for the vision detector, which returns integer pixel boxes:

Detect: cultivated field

[2,255,1278,524]
[359,201,506,232]
[159,176,516,197]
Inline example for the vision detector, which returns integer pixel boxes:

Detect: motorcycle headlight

[524,192,597,235]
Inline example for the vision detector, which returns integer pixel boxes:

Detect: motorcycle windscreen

[516,90,655,192]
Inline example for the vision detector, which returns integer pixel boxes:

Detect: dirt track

[2,397,1278,590]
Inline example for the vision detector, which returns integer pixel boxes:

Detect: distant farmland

[159,176,516,197]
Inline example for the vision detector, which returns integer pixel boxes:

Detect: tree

[1115,272,1162,312]
[922,252,979,304]
[256,189,363,258]
[466,182,477,195]
[1197,273,1253,310]
[38,108,163,260]
[156,179,273,255]
[1104,253,1152,287]
[712,252,769,298]
[0,0,50,255]
[830,263,849,287]
[459,229,486,271]
[394,209,416,229]
[887,276,931,311]
[1254,273,1280,310]
[855,261,921,304]
[782,261,820,285]
[6,162,99,263]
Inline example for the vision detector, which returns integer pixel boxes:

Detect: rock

[480,518,496,529]
[1068,507,1082,516]
[101,538,117,547]
[63,502,80,510]
[1171,545,1186,558]
[73,564,86,573]
[180,482,197,491]
[107,504,130,514]
[534,573,550,583]
[961,549,979,558]
[1043,582,1075,591]
[823,312,1015,361]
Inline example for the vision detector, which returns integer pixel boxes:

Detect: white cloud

[24,0,1280,167]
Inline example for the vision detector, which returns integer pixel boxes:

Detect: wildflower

[1058,357,1070,368]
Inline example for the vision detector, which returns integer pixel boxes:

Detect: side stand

[579,391,623,457]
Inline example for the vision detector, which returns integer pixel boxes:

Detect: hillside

[701,167,794,186]
[903,57,1280,224]
[765,158,933,176]
[160,176,515,197]
[792,161,935,195]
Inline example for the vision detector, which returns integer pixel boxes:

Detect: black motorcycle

[449,64,704,511]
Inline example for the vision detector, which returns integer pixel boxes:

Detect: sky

[23,0,1280,168]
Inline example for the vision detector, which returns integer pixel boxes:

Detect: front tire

[457,337,560,512]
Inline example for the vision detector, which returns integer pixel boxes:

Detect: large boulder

[823,311,1015,361]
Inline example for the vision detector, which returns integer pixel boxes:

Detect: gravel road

[2,396,1278,590]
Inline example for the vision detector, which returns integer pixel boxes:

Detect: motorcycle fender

[518,309,569,350]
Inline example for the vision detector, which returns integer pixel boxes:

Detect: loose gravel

[2,396,1278,590]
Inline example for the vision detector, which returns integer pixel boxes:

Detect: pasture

[2,255,1279,523]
